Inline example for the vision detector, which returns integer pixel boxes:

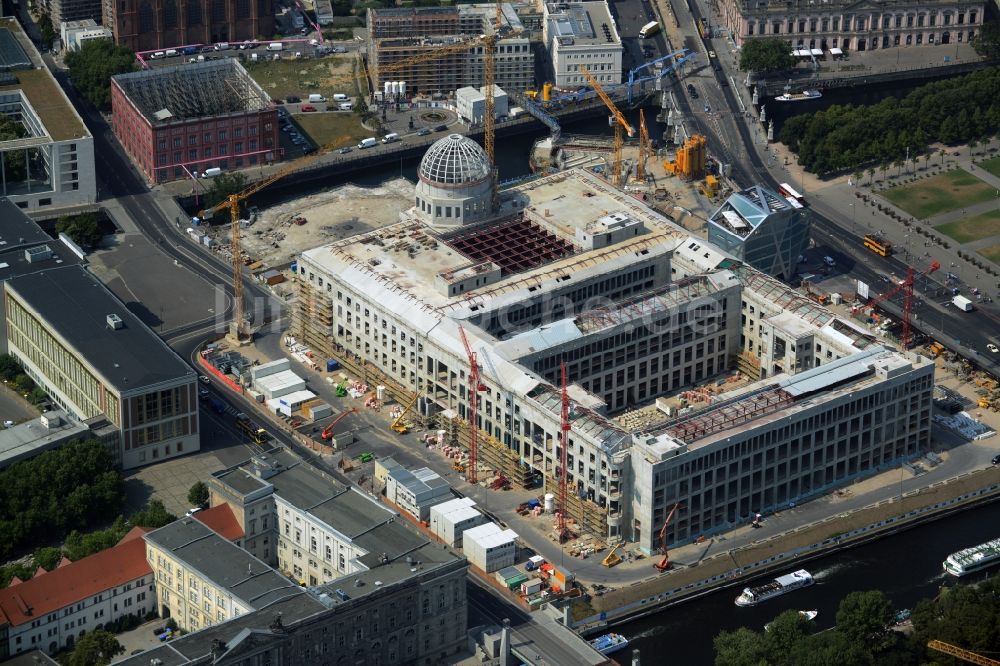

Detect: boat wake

[811,563,851,580]
[631,626,666,640]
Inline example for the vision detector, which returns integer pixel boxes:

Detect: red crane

[653,503,682,571]
[860,260,940,350]
[558,361,571,543]
[321,407,358,441]
[458,326,485,484]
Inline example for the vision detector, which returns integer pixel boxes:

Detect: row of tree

[0,354,48,407]
[64,39,138,111]
[781,66,1000,174]
[715,575,1000,665]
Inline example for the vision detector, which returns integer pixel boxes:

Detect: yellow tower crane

[580,65,634,187]
[483,2,501,209]
[927,640,1000,666]
[637,108,651,182]
[197,135,352,342]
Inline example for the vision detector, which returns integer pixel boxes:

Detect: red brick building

[110,59,279,184]
[103,0,275,53]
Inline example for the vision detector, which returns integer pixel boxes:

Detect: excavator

[321,408,358,441]
[653,503,683,571]
[391,394,419,434]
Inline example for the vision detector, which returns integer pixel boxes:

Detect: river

[615,499,1000,664]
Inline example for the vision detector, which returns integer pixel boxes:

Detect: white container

[543,493,555,513]
[376,385,385,401]
[202,167,222,178]
[437,429,446,444]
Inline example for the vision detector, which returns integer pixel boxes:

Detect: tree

[38,13,55,45]
[203,172,249,211]
[922,153,930,171]
[187,481,209,508]
[65,630,123,666]
[835,590,895,653]
[130,499,176,529]
[853,170,863,186]
[940,148,947,166]
[713,627,767,666]
[56,213,105,249]
[972,22,1000,59]
[970,138,980,157]
[867,167,875,184]
[0,354,21,382]
[739,38,797,74]
[33,546,62,571]
[64,39,137,111]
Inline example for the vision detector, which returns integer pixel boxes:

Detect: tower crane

[653,503,682,571]
[458,326,486,484]
[483,2,501,209]
[558,361,571,543]
[927,640,1000,665]
[580,65,634,187]
[197,134,352,342]
[637,108,650,182]
[856,259,940,350]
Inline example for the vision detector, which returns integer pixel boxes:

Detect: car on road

[2,420,13,428]
[687,84,697,98]
[708,50,716,58]
[338,146,352,154]
[417,127,432,136]
[993,454,1000,465]
[989,343,999,353]
[286,95,301,103]
[199,375,210,385]
[300,104,317,112]
[199,388,210,400]
[434,124,449,132]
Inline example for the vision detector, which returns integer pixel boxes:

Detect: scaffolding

[661,386,793,443]
[447,215,577,275]
[114,60,271,124]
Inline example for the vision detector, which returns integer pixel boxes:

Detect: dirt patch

[238,178,414,267]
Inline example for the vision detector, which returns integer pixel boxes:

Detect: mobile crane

[653,503,682,571]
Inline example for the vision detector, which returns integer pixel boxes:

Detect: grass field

[935,209,1000,243]
[881,168,996,219]
[978,156,1000,179]
[291,113,370,146]
[979,244,1000,266]
[246,56,359,101]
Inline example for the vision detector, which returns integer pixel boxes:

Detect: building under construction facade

[293,135,933,552]
[110,59,279,184]
[366,5,533,94]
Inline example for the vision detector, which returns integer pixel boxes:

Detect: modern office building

[0,527,153,659]
[367,4,533,94]
[111,59,279,184]
[121,450,468,666]
[59,19,113,51]
[103,0,275,54]
[543,1,623,87]
[707,184,810,281]
[719,0,982,50]
[291,135,935,553]
[2,265,199,469]
[0,19,96,212]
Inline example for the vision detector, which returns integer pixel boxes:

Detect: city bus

[777,183,806,206]
[237,417,270,446]
[863,234,893,257]
[639,21,661,38]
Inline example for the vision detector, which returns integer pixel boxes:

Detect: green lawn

[979,244,1000,266]
[291,112,370,146]
[978,155,1000,179]
[881,168,996,219]
[245,56,359,101]
[935,209,1000,243]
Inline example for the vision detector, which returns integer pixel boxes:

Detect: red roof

[0,527,152,628]
[194,504,244,541]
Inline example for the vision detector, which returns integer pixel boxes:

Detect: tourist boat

[765,610,818,631]
[590,632,629,655]
[943,538,1000,577]
[735,570,814,607]
[775,90,822,102]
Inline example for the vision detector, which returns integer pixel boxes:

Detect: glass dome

[418,134,492,186]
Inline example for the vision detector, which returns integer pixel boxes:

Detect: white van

[201,167,223,178]
[332,93,348,102]
[266,42,283,51]
[358,138,378,149]
[382,132,401,144]
[214,42,230,51]
[338,102,353,111]
[165,49,178,57]
[151,51,165,59]
[307,93,326,103]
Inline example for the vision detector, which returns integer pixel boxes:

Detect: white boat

[775,89,822,102]
[735,569,814,607]
[589,632,629,655]
[765,609,818,631]
[943,538,1000,576]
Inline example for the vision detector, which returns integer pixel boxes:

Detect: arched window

[186,0,202,27]
[211,0,225,22]
[163,0,177,28]
[236,0,249,18]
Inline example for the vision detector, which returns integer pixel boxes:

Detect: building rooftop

[419,134,492,187]
[388,465,449,497]
[709,184,797,239]
[4,651,59,666]
[193,503,245,541]
[546,1,620,47]
[0,199,84,281]
[0,20,89,142]
[112,59,272,126]
[0,527,150,628]
[463,522,517,548]
[4,265,195,394]
[144,518,303,608]
[0,409,91,469]
[0,198,51,248]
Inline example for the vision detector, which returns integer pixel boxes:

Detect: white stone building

[543,1,623,87]
[456,85,510,125]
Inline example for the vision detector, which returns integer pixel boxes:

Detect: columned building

[721,0,983,50]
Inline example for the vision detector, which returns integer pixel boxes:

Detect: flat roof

[4,265,195,394]
[0,19,89,142]
[546,1,620,47]
[0,410,90,468]
[0,197,53,248]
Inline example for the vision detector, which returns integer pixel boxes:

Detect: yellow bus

[237,417,269,445]
[863,234,892,257]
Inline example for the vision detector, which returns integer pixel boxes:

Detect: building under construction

[366,4,533,94]
[111,59,279,184]
[293,134,933,553]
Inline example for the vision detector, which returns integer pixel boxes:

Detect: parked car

[417,127,432,136]
[988,343,999,354]
[434,124,448,132]
[199,388,210,400]
[338,146,352,154]
[198,375,211,385]
[993,454,1000,465]
[286,95,301,103]
[300,104,317,112]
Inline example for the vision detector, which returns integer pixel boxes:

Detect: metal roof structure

[418,134,492,186]
[0,28,31,70]
[447,215,577,276]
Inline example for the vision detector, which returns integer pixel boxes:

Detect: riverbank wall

[571,465,1000,633]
